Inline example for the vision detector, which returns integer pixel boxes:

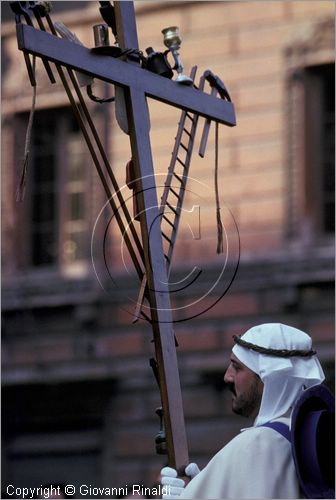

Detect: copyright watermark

[65,485,75,496]
[91,174,240,323]
[6,484,69,498]
[5,483,170,498]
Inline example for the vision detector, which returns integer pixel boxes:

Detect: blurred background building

[1,1,334,496]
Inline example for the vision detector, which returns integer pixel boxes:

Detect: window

[62,128,90,268]
[303,63,335,237]
[31,110,58,266]
[286,17,334,245]
[17,107,90,273]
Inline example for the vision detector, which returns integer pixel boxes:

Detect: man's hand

[160,463,201,499]
[185,463,201,478]
[161,467,185,499]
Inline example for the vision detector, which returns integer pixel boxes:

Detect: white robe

[181,418,300,499]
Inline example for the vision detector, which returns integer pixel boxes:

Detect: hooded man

[160,323,325,499]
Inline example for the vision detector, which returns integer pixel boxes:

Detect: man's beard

[229,380,262,418]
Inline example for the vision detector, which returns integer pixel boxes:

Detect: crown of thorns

[232,335,317,357]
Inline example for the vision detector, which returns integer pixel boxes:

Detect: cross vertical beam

[114,2,189,470]
[127,87,189,469]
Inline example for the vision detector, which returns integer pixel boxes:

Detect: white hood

[232,323,325,426]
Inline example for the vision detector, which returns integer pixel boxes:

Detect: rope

[214,121,223,254]
[87,84,115,104]
[232,335,317,357]
[16,55,37,202]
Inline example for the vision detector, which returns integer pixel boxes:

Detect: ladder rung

[166,202,179,216]
[173,172,185,185]
[176,157,186,167]
[183,127,192,137]
[164,253,170,263]
[180,142,189,152]
[162,214,175,229]
[186,112,194,121]
[170,187,181,200]
[162,232,173,244]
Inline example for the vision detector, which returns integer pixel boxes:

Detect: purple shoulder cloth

[261,384,335,499]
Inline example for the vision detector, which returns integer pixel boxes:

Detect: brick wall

[1,0,334,494]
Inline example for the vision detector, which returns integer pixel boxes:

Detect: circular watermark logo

[91,174,240,323]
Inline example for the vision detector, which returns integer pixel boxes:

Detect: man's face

[224,353,263,418]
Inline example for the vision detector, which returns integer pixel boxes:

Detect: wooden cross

[14,1,236,472]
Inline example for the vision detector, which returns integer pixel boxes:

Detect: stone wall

[1,0,334,494]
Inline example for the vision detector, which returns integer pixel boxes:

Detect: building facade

[1,1,334,496]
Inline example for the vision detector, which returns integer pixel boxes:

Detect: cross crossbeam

[16,24,236,126]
